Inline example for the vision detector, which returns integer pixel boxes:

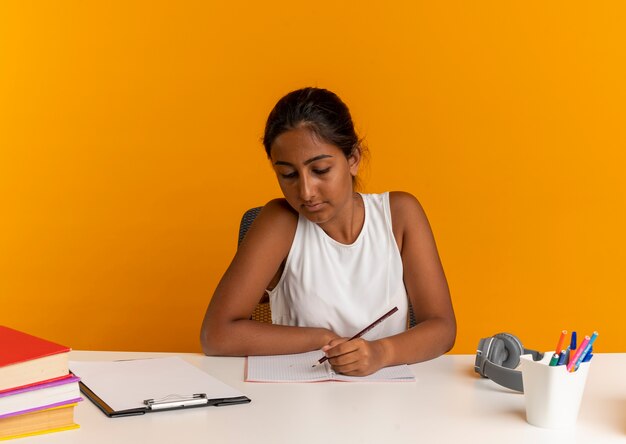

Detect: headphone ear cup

[487,338,506,366]
[495,333,524,369]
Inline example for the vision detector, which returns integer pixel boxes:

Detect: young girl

[201,87,456,376]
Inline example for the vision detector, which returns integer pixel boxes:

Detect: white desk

[19,351,626,444]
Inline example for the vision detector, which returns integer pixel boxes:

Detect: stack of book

[0,326,81,441]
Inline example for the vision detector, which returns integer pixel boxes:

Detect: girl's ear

[348,146,361,177]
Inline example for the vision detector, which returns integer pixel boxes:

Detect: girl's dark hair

[263,87,361,159]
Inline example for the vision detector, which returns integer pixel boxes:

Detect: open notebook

[245,350,415,382]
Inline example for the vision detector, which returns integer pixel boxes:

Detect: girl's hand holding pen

[313,306,399,375]
[321,337,389,376]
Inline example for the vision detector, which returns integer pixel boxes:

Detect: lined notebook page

[245,351,415,382]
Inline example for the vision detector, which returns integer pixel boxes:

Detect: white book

[0,376,80,417]
[245,350,415,383]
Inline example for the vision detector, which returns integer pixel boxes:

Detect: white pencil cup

[520,353,590,429]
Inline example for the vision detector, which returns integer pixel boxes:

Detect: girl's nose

[298,175,314,201]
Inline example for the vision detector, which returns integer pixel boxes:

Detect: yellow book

[0,403,78,441]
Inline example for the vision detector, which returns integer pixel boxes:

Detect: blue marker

[569,331,577,365]
[556,348,568,366]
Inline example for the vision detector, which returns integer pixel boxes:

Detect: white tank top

[268,192,409,339]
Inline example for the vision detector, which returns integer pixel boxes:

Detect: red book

[0,326,70,392]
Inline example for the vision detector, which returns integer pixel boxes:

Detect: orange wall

[1,2,625,354]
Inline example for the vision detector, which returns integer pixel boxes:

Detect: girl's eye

[314,168,330,175]
[280,171,297,179]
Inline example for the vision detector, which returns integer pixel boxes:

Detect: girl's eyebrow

[273,154,334,167]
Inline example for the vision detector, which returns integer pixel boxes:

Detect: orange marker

[554,330,568,354]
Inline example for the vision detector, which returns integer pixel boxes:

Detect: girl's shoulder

[388,191,424,215]
[252,198,299,237]
[237,198,298,260]
[388,191,430,236]
[261,198,299,222]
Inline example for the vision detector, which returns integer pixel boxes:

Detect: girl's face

[270,127,360,226]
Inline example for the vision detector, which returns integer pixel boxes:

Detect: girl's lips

[303,202,325,211]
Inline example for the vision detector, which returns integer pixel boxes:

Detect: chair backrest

[238,207,263,247]
[238,207,271,323]
[237,206,417,328]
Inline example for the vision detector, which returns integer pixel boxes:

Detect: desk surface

[18,351,626,444]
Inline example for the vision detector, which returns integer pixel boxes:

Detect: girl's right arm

[200,199,338,356]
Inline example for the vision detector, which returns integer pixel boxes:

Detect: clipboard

[70,357,251,418]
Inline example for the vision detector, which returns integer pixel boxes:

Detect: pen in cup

[567,335,590,372]
[568,331,577,364]
[548,353,560,366]
[554,330,568,354]
[573,331,598,371]
[556,348,568,366]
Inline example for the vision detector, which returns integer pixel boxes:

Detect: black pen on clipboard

[312,306,399,367]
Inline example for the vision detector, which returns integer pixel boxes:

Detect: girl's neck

[319,192,364,245]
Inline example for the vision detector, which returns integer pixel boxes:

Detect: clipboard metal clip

[144,393,208,411]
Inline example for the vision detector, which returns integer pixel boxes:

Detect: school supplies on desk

[568,331,577,364]
[70,357,250,417]
[0,326,80,440]
[520,353,590,428]
[556,349,568,366]
[0,375,80,418]
[246,350,415,383]
[553,330,567,355]
[549,330,598,372]
[0,326,70,392]
[0,403,78,441]
[548,353,559,366]
[570,331,598,372]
